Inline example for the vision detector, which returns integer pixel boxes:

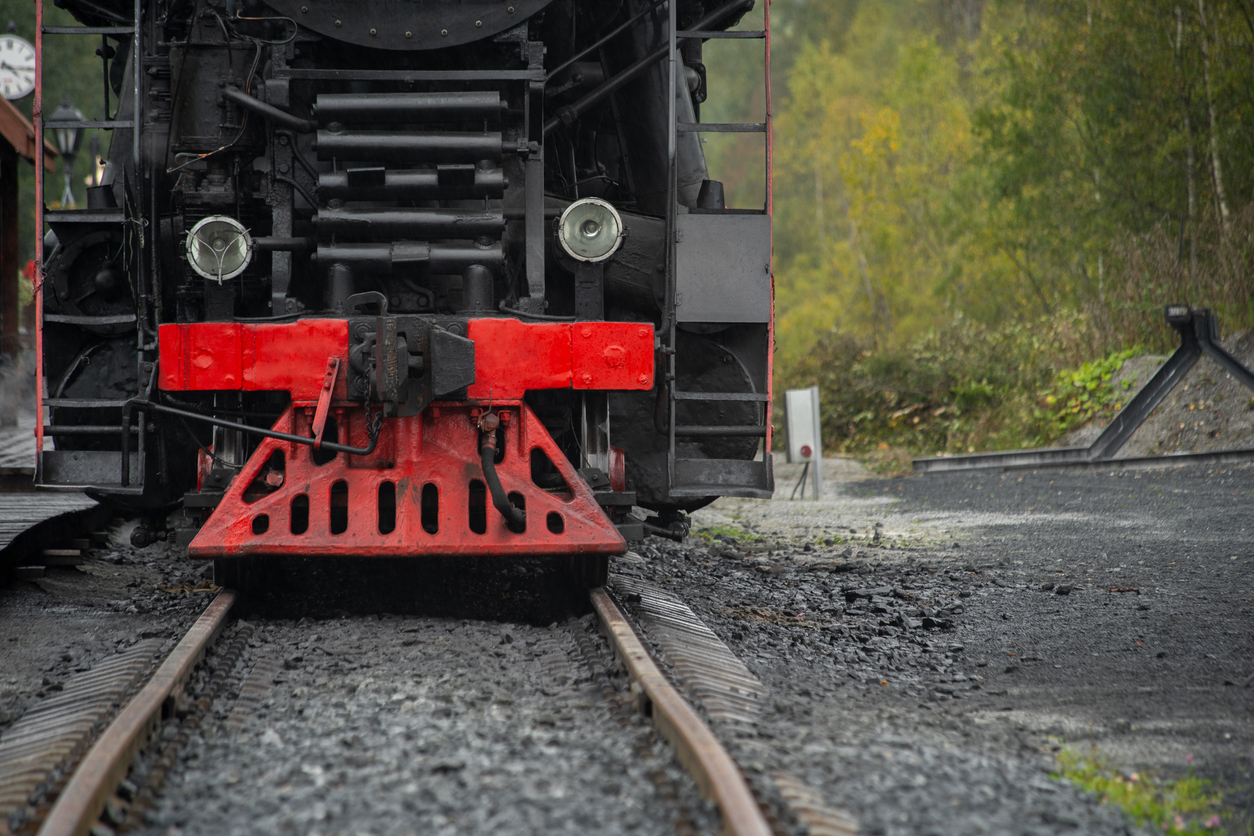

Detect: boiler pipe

[314,208,505,239]
[311,241,505,274]
[314,131,510,164]
[314,91,506,124]
[318,166,506,201]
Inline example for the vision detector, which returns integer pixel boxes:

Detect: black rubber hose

[480,434,525,526]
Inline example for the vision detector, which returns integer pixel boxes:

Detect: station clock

[0,35,36,101]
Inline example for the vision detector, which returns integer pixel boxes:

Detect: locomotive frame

[33,0,774,574]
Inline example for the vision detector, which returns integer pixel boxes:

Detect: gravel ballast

[3,459,1249,835]
[137,614,719,836]
[641,460,1253,835]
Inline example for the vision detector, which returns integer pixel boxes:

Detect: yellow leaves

[851,108,903,162]
[770,0,1026,366]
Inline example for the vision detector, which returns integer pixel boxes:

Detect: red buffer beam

[158,319,655,400]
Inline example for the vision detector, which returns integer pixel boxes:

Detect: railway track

[3,573,855,836]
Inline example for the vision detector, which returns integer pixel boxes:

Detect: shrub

[777,311,1105,455]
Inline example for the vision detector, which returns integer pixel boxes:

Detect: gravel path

[637,460,1253,835]
[137,614,719,836]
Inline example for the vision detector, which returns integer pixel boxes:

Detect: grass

[692,523,760,544]
[1055,746,1227,835]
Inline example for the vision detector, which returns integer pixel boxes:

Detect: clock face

[0,35,36,101]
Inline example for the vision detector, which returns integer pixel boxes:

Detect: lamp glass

[48,99,84,158]
[186,216,253,282]
[557,198,624,263]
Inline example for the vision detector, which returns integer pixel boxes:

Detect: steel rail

[1001,446,1254,473]
[589,587,771,836]
[38,591,236,836]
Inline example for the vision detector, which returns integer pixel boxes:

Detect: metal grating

[0,639,163,818]
[609,573,767,728]
[772,772,859,836]
[224,652,282,731]
[609,571,860,834]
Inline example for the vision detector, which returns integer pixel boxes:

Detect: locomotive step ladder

[664,3,775,501]
[36,0,149,494]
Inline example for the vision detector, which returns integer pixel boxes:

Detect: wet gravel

[631,460,1253,835]
[137,613,719,836]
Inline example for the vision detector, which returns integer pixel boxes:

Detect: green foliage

[1055,747,1227,835]
[777,312,1102,456]
[767,2,1019,362]
[1041,348,1138,435]
[736,0,1254,456]
[693,523,762,544]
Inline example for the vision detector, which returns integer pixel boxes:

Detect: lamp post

[48,97,84,209]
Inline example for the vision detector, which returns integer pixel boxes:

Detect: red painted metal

[158,320,350,400]
[311,357,339,447]
[188,401,626,558]
[163,318,651,557]
[609,445,626,492]
[159,319,653,398]
[568,321,656,392]
[196,448,212,492]
[764,0,775,453]
[33,0,44,457]
[466,318,655,398]
[466,319,568,398]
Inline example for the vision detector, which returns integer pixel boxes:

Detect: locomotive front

[35,0,774,578]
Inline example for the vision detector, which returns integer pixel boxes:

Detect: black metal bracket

[914,307,1254,473]
[134,399,381,457]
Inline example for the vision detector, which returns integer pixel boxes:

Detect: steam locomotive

[35,0,774,581]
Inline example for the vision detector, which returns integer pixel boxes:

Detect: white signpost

[783,386,822,499]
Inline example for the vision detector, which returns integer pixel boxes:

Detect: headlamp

[186,216,253,282]
[556,198,625,263]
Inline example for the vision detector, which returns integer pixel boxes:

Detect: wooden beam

[1,146,19,361]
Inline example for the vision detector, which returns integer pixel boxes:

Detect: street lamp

[48,96,84,209]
